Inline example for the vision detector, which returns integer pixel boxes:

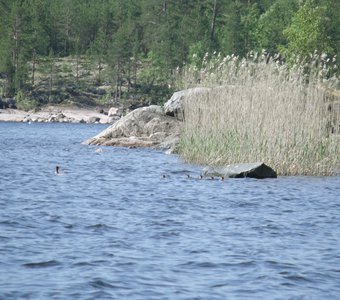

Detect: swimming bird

[95,148,103,153]
[55,165,60,175]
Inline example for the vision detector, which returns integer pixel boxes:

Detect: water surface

[0,123,339,299]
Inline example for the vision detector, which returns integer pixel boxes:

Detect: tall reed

[177,53,339,175]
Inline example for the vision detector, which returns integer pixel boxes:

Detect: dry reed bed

[178,55,339,176]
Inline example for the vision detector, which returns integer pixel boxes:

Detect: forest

[0,0,339,107]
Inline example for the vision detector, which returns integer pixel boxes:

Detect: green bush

[15,91,39,111]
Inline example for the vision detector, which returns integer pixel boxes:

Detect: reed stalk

[177,53,339,175]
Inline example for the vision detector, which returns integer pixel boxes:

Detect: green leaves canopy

[0,0,338,96]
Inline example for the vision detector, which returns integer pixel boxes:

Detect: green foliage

[281,0,334,62]
[188,41,210,68]
[139,51,170,85]
[0,0,338,101]
[240,3,261,55]
[255,0,298,53]
[15,90,38,111]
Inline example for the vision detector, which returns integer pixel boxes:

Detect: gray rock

[108,116,120,123]
[156,134,180,153]
[164,87,211,120]
[108,107,121,117]
[88,116,101,123]
[96,107,104,114]
[56,113,65,119]
[84,105,179,150]
[203,162,277,179]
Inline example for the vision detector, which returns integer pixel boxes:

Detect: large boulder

[84,105,180,150]
[203,162,277,179]
[164,87,211,120]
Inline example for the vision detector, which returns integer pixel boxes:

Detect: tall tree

[255,0,297,54]
[282,0,334,62]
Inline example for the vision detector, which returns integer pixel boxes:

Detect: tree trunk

[31,50,36,86]
[13,15,20,91]
[210,0,218,44]
[76,55,79,84]
[98,58,102,84]
[49,57,53,101]
[114,63,120,104]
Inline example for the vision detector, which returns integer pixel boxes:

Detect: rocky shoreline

[0,87,287,178]
[84,105,180,152]
[82,88,204,152]
[0,105,118,124]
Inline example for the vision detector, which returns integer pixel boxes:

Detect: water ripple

[0,123,339,300]
[22,260,61,268]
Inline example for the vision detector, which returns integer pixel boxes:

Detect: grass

[177,53,339,176]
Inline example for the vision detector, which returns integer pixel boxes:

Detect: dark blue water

[0,122,339,300]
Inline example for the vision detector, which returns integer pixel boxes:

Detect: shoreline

[0,105,115,124]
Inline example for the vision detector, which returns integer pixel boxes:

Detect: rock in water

[203,162,277,179]
[83,105,179,150]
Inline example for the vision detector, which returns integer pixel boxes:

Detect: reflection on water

[0,122,339,299]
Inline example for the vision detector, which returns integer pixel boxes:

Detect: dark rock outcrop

[203,162,277,179]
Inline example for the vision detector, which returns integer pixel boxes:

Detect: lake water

[0,122,339,300]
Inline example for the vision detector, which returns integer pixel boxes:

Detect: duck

[55,165,60,175]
